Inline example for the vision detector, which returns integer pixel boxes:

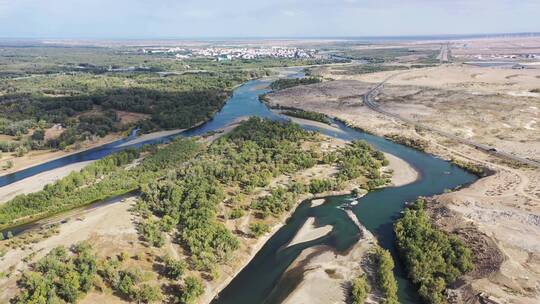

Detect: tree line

[270,77,321,90]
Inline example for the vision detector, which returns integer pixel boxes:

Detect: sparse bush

[177,276,204,304]
[249,222,270,238]
[163,256,187,280]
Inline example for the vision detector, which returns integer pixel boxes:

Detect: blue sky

[0,0,539,38]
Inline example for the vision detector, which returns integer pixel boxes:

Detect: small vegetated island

[1,117,392,303]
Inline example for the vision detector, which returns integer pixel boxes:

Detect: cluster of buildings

[138,47,318,60]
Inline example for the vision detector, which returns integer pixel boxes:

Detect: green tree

[163,256,187,280]
[373,248,398,304]
[351,275,370,304]
[249,222,270,238]
[394,199,474,304]
[57,271,81,303]
[178,276,204,304]
[134,284,163,304]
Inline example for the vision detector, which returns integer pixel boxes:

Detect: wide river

[0,69,477,303]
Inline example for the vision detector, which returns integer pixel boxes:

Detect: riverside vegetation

[270,76,321,90]
[2,118,392,303]
[394,199,474,304]
[350,247,398,304]
[281,109,330,124]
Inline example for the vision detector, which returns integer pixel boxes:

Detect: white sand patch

[117,129,185,147]
[0,161,94,203]
[463,127,475,138]
[287,217,332,248]
[311,198,325,207]
[383,153,419,187]
[282,211,376,304]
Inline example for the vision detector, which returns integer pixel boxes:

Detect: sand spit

[117,128,185,147]
[282,210,376,304]
[384,152,419,187]
[283,115,346,135]
[311,198,326,207]
[0,161,94,204]
[287,217,333,248]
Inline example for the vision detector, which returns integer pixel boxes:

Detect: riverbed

[0,68,477,303]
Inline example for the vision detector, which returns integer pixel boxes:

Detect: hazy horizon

[1,0,539,39]
[1,32,540,41]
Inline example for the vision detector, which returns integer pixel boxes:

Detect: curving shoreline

[0,161,93,204]
[384,152,419,187]
[286,217,333,248]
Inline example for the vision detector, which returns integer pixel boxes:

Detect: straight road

[436,43,451,63]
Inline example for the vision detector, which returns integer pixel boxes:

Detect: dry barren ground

[265,64,540,303]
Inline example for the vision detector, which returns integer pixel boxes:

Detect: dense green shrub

[351,275,370,304]
[270,77,321,90]
[394,199,474,304]
[228,208,245,219]
[14,242,97,304]
[249,222,270,238]
[163,256,187,280]
[177,276,204,304]
[133,284,163,303]
[373,247,398,304]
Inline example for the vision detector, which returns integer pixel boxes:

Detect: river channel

[0,69,477,303]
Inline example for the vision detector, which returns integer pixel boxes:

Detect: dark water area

[0,68,477,303]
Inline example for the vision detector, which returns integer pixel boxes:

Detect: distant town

[138,46,320,60]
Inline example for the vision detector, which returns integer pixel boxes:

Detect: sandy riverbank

[286,217,333,248]
[282,210,377,304]
[117,128,185,147]
[0,161,94,204]
[384,152,419,187]
[0,133,122,178]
